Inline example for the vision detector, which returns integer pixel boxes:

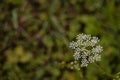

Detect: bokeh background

[0,0,120,80]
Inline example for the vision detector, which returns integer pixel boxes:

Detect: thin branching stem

[94,63,114,78]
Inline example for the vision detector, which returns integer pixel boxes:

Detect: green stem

[113,72,120,77]
[115,72,120,75]
[94,63,114,78]
[76,70,84,80]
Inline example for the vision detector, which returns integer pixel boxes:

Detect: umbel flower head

[69,33,103,68]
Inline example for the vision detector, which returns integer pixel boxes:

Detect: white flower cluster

[69,33,103,67]
[113,76,120,80]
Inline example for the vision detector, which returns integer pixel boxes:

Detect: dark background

[0,0,120,80]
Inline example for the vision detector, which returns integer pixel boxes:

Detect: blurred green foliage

[0,0,120,80]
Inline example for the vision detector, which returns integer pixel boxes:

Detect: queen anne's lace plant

[69,33,103,68]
